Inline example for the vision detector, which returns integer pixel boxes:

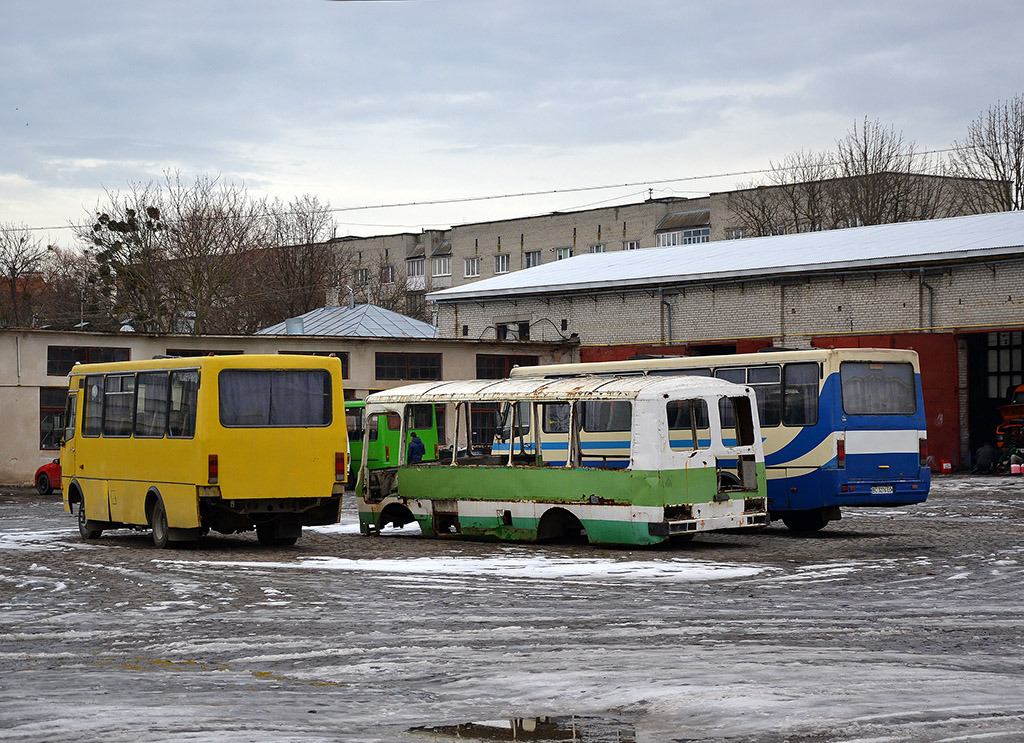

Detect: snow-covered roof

[428,210,1024,302]
[256,304,438,339]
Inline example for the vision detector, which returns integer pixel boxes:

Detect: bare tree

[950,94,1024,212]
[832,117,947,226]
[259,195,340,323]
[0,222,49,327]
[727,119,956,237]
[726,182,785,238]
[32,246,110,330]
[347,249,409,315]
[73,172,274,334]
[162,173,271,334]
[74,180,173,332]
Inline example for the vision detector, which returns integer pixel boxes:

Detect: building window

[406,258,424,277]
[406,292,425,317]
[40,387,66,450]
[655,231,681,247]
[375,352,442,380]
[725,228,748,240]
[464,257,480,278]
[497,321,530,341]
[279,350,350,379]
[622,240,640,250]
[494,253,510,274]
[555,247,573,261]
[476,354,540,379]
[354,267,369,286]
[681,228,709,244]
[433,256,451,277]
[987,331,1024,399]
[165,349,243,357]
[381,265,395,284]
[46,346,130,377]
[524,250,542,268]
[588,243,605,254]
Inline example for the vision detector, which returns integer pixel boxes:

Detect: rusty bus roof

[365,375,750,404]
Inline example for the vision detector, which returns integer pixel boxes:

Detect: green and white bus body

[356,375,768,546]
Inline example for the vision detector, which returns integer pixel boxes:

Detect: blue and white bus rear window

[840,362,916,415]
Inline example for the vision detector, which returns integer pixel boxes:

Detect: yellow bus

[61,354,347,548]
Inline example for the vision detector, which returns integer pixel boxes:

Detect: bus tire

[780,509,829,533]
[151,499,170,549]
[77,497,103,540]
[37,472,52,495]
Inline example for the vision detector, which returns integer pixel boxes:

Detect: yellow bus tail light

[208,454,219,484]
[335,452,346,481]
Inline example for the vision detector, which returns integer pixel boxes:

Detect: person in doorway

[408,431,425,464]
[973,441,999,474]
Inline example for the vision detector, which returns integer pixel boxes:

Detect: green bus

[344,400,440,486]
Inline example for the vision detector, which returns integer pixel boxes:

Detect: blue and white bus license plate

[871,485,894,495]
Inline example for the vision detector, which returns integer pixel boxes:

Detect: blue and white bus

[508,348,930,532]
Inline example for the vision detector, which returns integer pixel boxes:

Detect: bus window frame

[839,361,917,416]
[167,369,200,440]
[82,375,105,438]
[134,370,170,439]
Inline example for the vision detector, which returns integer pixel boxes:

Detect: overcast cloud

[1,0,1021,243]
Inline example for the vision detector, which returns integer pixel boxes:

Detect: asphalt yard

[2,475,1023,742]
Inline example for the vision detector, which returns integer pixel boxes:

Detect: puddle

[409,715,635,742]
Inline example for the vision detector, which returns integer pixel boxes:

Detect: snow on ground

[1,476,1023,742]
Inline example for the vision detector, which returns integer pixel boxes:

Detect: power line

[0,141,1010,236]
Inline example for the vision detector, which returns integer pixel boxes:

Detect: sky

[1,0,1022,247]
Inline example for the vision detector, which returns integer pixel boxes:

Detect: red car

[35,459,61,495]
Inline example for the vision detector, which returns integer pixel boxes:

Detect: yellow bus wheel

[151,499,170,549]
[77,497,102,540]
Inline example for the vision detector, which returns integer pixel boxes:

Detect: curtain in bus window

[103,375,134,436]
[840,362,916,415]
[219,370,331,427]
[783,363,819,426]
[135,372,169,438]
[83,375,104,437]
[581,400,632,432]
[542,403,570,434]
[168,370,199,438]
[747,366,781,427]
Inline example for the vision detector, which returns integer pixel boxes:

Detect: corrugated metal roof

[256,304,438,338]
[656,209,711,231]
[429,210,1024,302]
[430,239,452,257]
